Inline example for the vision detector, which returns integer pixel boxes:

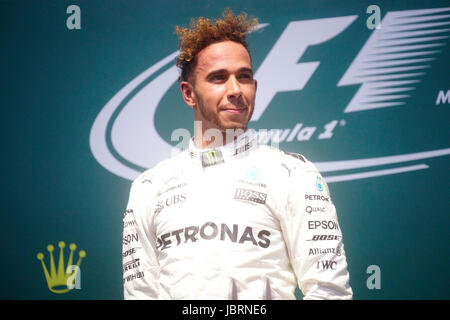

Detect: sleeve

[122,182,160,299]
[280,162,353,300]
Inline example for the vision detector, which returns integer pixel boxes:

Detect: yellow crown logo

[36,241,86,294]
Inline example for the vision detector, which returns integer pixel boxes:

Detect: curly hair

[175,8,258,82]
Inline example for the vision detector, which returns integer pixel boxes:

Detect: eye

[238,73,253,82]
[209,74,227,82]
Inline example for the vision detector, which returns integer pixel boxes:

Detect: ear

[180,81,196,108]
[254,78,258,93]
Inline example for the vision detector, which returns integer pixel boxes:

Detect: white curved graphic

[90,13,450,182]
[90,51,179,180]
[111,64,179,169]
[325,164,429,183]
[315,148,450,172]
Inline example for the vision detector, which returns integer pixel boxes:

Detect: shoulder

[256,145,320,174]
[257,146,332,198]
[131,151,187,188]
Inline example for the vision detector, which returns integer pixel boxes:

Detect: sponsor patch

[234,188,267,204]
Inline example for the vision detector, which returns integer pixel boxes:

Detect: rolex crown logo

[36,241,86,294]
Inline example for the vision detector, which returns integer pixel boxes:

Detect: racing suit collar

[188,130,258,167]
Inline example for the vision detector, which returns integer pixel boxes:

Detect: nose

[226,75,242,99]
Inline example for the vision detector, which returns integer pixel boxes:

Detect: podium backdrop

[2,0,449,299]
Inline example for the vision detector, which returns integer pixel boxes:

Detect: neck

[193,122,247,149]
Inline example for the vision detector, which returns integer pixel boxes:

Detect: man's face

[181,41,257,133]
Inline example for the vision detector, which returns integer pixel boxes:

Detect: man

[122,9,353,300]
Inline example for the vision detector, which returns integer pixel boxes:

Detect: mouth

[221,107,248,115]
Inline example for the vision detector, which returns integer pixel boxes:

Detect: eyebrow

[206,67,254,78]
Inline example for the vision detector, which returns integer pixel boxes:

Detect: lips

[224,109,246,114]
[221,107,248,114]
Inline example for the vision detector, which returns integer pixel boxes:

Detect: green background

[1,0,449,299]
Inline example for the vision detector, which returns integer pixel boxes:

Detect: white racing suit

[122,132,353,299]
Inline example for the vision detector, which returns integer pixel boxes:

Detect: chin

[220,118,249,130]
[222,124,248,132]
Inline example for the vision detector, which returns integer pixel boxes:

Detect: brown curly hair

[175,8,258,82]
